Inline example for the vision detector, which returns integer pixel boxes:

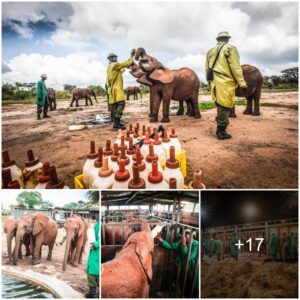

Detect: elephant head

[121,221,154,282]
[62,215,86,271]
[13,213,49,265]
[134,48,175,84]
[129,62,154,86]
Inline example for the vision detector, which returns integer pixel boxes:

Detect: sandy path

[2,92,298,188]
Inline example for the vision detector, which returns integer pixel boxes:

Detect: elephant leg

[70,98,74,107]
[54,100,57,110]
[150,92,162,123]
[88,96,93,106]
[50,100,54,111]
[76,98,79,107]
[243,96,253,115]
[32,243,42,265]
[176,101,184,115]
[252,90,261,116]
[72,240,83,267]
[191,93,201,119]
[24,236,31,257]
[187,101,194,116]
[39,246,42,259]
[161,94,172,123]
[47,241,55,261]
[229,105,237,118]
[18,242,23,259]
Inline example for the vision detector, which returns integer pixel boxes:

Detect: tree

[40,200,54,210]
[63,202,78,210]
[86,191,99,204]
[16,191,43,209]
[281,67,298,84]
[63,84,76,93]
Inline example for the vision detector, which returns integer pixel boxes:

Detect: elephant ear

[135,238,153,282]
[149,69,174,84]
[33,214,49,236]
[137,75,153,86]
[78,219,85,237]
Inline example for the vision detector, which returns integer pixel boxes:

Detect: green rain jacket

[106,57,133,105]
[230,236,239,256]
[35,79,47,106]
[269,234,280,256]
[161,239,199,290]
[288,234,297,255]
[212,239,223,255]
[87,221,99,276]
[205,42,247,108]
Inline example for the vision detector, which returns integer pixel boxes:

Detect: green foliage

[40,200,54,210]
[63,202,78,210]
[88,85,106,96]
[56,90,71,99]
[86,191,99,204]
[139,85,150,94]
[2,82,36,101]
[63,84,76,93]
[263,68,298,89]
[16,191,43,209]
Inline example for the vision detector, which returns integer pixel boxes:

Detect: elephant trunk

[12,232,22,265]
[135,48,146,60]
[7,235,13,262]
[92,90,98,103]
[62,235,72,271]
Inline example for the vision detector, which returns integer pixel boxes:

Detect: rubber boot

[43,114,51,118]
[37,113,41,120]
[217,126,231,140]
[85,287,97,298]
[113,118,126,130]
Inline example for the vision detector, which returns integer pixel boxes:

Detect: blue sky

[2,1,298,90]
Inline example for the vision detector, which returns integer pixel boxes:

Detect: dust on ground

[201,259,298,298]
[2,92,298,189]
[2,218,93,295]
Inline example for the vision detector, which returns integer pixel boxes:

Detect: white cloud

[2,52,139,90]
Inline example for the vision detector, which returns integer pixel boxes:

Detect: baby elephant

[101,222,154,298]
[70,88,98,107]
[12,213,58,265]
[47,88,57,111]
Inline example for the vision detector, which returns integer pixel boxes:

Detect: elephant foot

[32,259,41,265]
[194,114,201,119]
[150,116,158,123]
[243,109,252,115]
[47,256,52,261]
[161,117,170,123]
[176,111,184,116]
[25,253,31,257]
[252,111,260,116]
[71,262,79,267]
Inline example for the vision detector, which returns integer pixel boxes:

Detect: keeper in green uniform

[230,232,239,261]
[211,235,223,261]
[36,74,50,120]
[288,232,297,262]
[106,50,135,130]
[156,230,199,297]
[85,208,99,298]
[205,31,247,140]
[281,232,289,262]
[269,233,280,261]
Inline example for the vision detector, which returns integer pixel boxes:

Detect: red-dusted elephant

[101,222,154,298]
[62,215,89,271]
[231,65,263,117]
[103,218,145,245]
[13,213,57,265]
[3,219,31,264]
[70,88,98,107]
[47,88,57,111]
[126,86,142,100]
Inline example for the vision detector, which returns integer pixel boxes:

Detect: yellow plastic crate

[75,174,85,189]
[161,149,187,178]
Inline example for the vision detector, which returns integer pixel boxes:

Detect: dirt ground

[1,218,94,295]
[2,91,298,188]
[201,258,298,298]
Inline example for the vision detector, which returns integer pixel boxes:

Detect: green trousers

[37,100,48,116]
[87,273,99,288]
[216,102,231,127]
[112,101,125,119]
